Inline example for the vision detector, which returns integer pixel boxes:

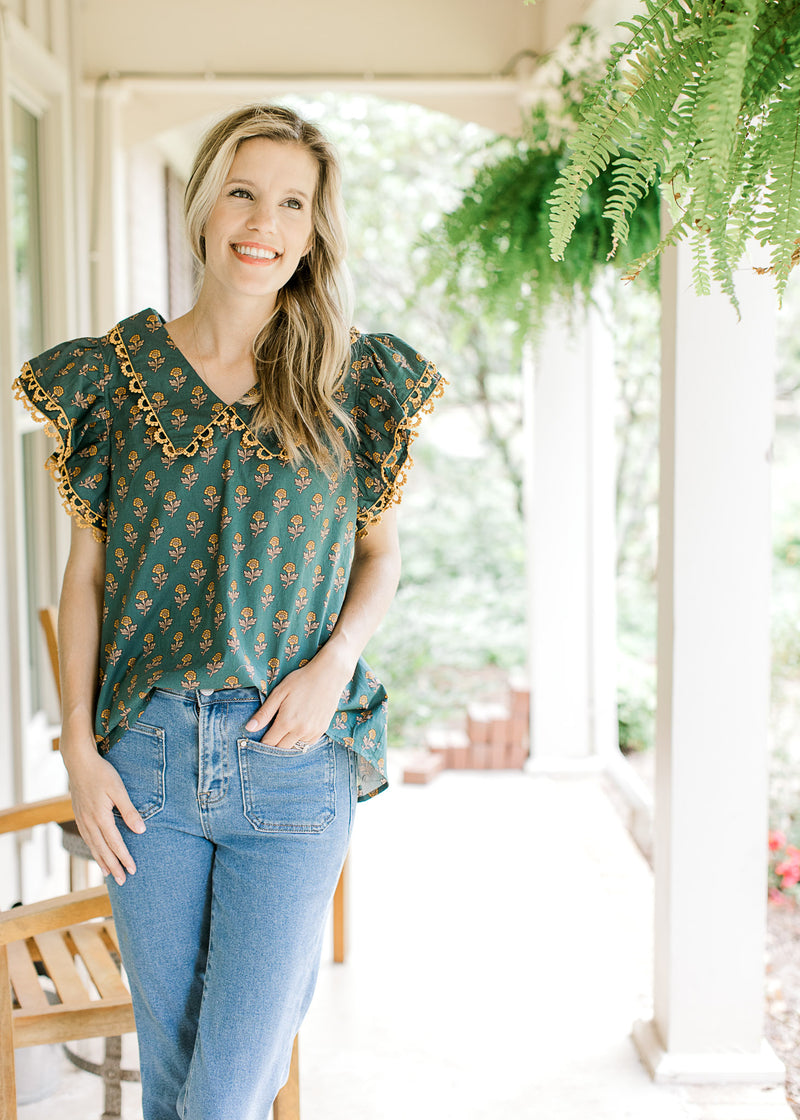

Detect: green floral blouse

[14,308,443,801]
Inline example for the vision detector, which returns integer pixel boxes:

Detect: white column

[87,79,129,330]
[633,234,783,1082]
[586,292,620,764]
[526,297,618,763]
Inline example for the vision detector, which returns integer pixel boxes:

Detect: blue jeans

[104,687,357,1120]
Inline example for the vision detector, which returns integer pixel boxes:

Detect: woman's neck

[187,287,275,364]
[165,288,275,404]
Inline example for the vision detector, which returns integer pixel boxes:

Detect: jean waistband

[154,686,264,706]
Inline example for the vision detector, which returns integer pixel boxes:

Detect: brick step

[423,727,528,771]
[466,701,528,753]
[403,674,531,783]
[402,751,446,784]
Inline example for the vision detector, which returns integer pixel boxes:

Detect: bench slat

[68,924,128,1000]
[35,930,90,1006]
[7,942,49,1012]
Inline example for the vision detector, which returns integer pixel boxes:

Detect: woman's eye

[283,198,303,210]
[229,188,252,199]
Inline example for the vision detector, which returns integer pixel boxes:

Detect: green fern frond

[744,2,800,106]
[755,66,800,299]
[692,0,758,183]
[620,210,691,283]
[689,227,713,298]
[548,5,703,260]
[546,0,800,302]
[603,49,702,251]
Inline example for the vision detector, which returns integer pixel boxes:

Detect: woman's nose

[247,201,278,233]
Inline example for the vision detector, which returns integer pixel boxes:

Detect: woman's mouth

[231,243,280,262]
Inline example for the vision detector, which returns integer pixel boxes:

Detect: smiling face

[200,137,319,312]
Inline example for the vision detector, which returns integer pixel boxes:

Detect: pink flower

[769,887,788,905]
[783,845,800,867]
[769,830,787,852]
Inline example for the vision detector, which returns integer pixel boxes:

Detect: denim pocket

[107,722,166,821]
[237,734,336,834]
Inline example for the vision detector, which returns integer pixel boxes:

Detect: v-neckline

[155,310,258,410]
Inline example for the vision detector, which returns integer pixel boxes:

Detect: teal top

[15,308,443,801]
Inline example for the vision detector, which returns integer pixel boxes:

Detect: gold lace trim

[110,324,287,463]
[13,362,108,544]
[355,358,446,537]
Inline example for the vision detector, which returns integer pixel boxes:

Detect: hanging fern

[541,0,800,302]
[421,35,661,339]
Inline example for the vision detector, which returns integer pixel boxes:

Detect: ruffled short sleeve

[348,332,444,534]
[13,337,113,543]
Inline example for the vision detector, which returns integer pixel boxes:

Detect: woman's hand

[63,740,146,886]
[245,646,352,750]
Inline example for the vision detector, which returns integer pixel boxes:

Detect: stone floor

[15,759,794,1120]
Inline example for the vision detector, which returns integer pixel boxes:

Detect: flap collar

[112,309,284,462]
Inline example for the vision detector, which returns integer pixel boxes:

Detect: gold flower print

[249,511,267,536]
[134,590,153,614]
[186,511,204,538]
[272,488,289,514]
[243,559,263,585]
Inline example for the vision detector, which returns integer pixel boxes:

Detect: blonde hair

[185,104,354,471]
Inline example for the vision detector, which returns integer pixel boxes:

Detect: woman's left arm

[246,508,402,748]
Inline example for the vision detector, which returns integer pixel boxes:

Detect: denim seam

[179,893,218,1120]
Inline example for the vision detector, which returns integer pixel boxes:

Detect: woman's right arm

[58,520,145,885]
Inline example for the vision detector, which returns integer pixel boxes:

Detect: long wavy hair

[184,104,354,471]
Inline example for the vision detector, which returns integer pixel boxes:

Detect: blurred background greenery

[279,92,800,846]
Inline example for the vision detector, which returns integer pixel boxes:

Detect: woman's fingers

[255,691,325,748]
[113,784,147,837]
[77,814,134,885]
[245,691,281,733]
[250,661,347,747]
[83,804,137,881]
[68,756,146,885]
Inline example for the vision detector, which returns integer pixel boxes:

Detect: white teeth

[234,244,278,260]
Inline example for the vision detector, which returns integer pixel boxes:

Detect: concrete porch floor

[16,758,794,1120]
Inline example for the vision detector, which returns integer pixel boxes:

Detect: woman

[14,103,443,1120]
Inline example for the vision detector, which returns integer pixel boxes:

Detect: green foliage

[617,691,654,754]
[422,36,662,339]
[364,441,527,750]
[543,0,800,303]
[277,93,528,748]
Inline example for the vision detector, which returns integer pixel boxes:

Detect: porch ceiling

[77,0,638,138]
[78,0,587,81]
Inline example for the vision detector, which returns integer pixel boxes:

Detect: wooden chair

[0,797,301,1120]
